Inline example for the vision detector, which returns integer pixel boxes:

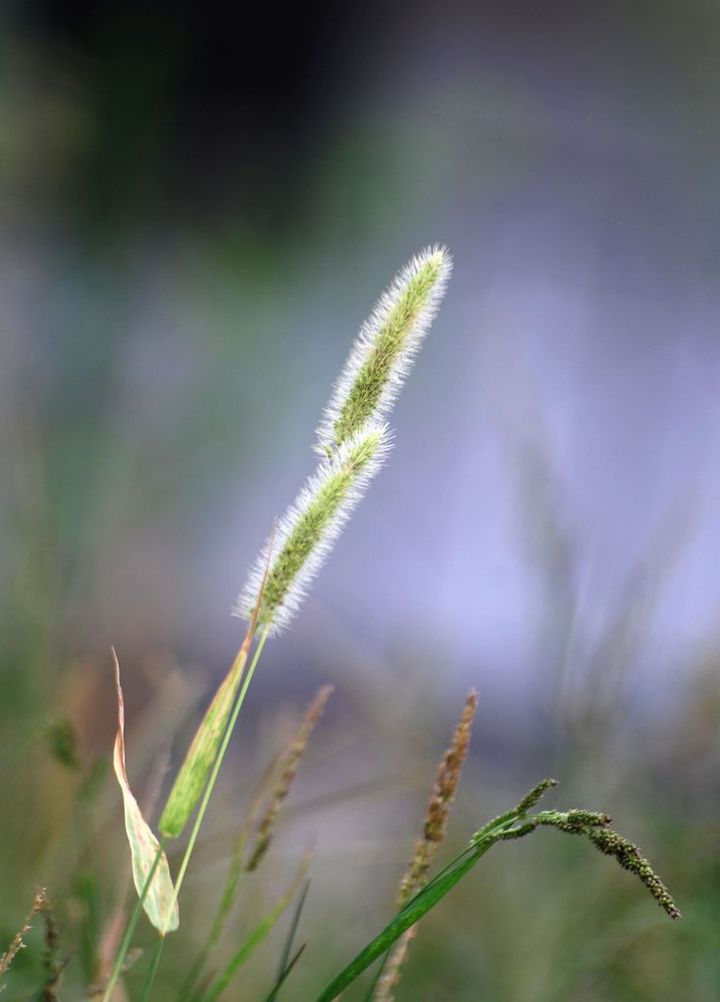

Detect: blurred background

[1,0,719,998]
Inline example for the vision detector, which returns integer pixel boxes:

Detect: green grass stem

[101,841,166,1002]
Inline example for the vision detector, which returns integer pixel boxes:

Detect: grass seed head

[501,795,680,920]
[586,827,681,919]
[235,422,391,634]
[246,684,333,871]
[0,888,48,981]
[398,690,478,908]
[315,246,451,454]
[516,777,559,816]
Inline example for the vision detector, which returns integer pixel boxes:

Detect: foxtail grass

[179,686,332,1000]
[315,246,451,453]
[105,246,447,999]
[236,424,391,635]
[90,245,680,1002]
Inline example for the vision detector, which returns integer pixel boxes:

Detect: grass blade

[112,650,178,935]
[178,764,279,1002]
[263,943,307,1002]
[159,638,250,839]
[274,877,310,990]
[313,844,484,1002]
[200,852,312,1002]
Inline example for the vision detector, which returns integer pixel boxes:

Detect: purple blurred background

[3,1,719,708]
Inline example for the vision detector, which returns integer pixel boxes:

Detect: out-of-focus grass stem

[101,842,166,1002]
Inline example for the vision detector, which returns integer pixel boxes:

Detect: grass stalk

[140,939,164,1002]
[173,625,270,905]
[314,844,486,1002]
[138,625,271,1002]
[101,844,166,1002]
[196,851,311,1002]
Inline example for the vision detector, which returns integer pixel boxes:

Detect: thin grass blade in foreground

[263,942,307,1002]
[198,850,313,1002]
[270,877,311,1001]
[316,844,482,1002]
[314,780,679,1002]
[112,650,179,935]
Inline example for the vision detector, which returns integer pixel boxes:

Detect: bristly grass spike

[235,421,392,635]
[315,245,451,455]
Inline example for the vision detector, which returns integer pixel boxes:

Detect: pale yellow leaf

[112,649,179,935]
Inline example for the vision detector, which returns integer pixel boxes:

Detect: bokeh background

[1,1,719,998]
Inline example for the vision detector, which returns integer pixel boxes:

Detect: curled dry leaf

[112,649,179,935]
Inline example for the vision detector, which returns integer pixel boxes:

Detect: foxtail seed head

[315,246,451,454]
[235,422,391,634]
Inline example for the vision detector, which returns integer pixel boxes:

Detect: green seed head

[235,422,391,634]
[315,246,451,454]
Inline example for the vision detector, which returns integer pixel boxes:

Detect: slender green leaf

[200,853,312,1002]
[159,644,249,838]
[313,845,485,1002]
[263,943,307,1002]
[275,878,310,989]
[160,554,273,842]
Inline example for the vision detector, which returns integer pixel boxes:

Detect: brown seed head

[246,684,334,871]
[0,888,48,981]
[398,690,478,909]
[373,691,478,1002]
[372,928,417,1002]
